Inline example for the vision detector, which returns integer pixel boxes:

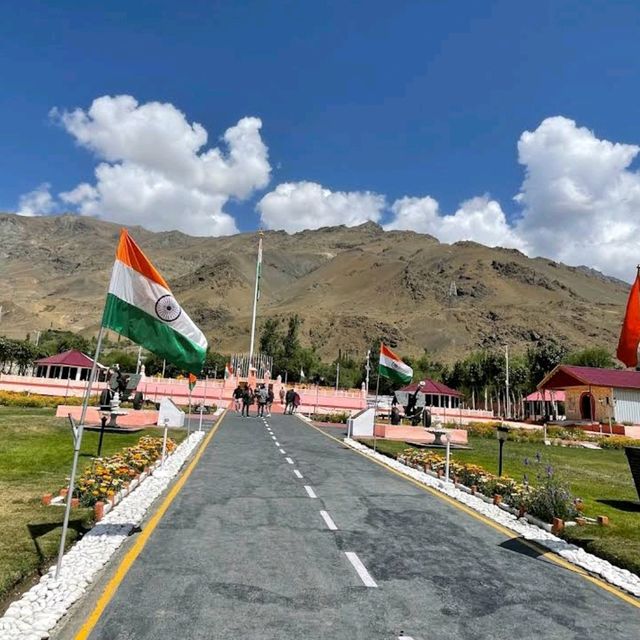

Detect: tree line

[1,320,617,413]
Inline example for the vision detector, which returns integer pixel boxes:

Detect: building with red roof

[395,379,461,410]
[34,350,106,381]
[539,364,640,425]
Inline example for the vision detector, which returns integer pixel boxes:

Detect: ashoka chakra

[155,294,182,322]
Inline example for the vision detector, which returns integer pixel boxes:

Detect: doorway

[580,392,595,420]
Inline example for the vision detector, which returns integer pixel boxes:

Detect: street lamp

[496,425,509,477]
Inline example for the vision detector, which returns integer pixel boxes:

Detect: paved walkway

[57,412,638,639]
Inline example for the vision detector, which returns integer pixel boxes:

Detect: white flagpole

[373,369,381,452]
[248,231,263,372]
[187,385,193,435]
[56,325,106,579]
[199,376,207,432]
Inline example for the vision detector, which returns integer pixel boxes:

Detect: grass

[0,406,187,604]
[360,436,640,575]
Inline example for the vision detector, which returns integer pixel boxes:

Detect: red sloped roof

[35,350,101,368]
[399,379,461,397]
[540,365,640,391]
[525,390,566,402]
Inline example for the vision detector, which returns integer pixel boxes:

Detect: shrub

[0,390,94,408]
[463,422,499,438]
[597,435,640,450]
[311,412,350,424]
[527,477,578,522]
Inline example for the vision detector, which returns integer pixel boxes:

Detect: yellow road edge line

[301,418,640,609]
[74,410,228,640]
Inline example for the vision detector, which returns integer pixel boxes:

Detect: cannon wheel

[132,391,144,410]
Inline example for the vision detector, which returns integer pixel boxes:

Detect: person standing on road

[292,390,301,414]
[285,388,294,414]
[257,384,268,417]
[279,386,285,406]
[266,384,274,417]
[242,386,254,417]
[232,385,243,413]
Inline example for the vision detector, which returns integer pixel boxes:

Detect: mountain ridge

[0,212,629,361]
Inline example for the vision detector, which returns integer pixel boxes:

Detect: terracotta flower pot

[552,517,564,534]
[493,494,502,505]
[94,501,105,521]
[71,498,79,508]
[470,485,477,495]
[59,488,68,498]
[518,506,526,518]
[42,493,52,506]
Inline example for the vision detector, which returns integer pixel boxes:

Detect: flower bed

[0,390,93,408]
[75,436,176,507]
[398,447,578,524]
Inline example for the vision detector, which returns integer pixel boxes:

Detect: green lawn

[0,406,186,604]
[361,436,640,575]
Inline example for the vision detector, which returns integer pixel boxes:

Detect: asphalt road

[59,412,639,639]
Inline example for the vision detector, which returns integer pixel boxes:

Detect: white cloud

[386,194,526,250]
[514,116,640,281]
[16,183,55,217]
[53,95,270,236]
[257,181,386,232]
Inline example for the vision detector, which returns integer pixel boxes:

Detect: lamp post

[497,425,509,476]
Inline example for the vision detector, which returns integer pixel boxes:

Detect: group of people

[232,383,274,417]
[232,384,301,416]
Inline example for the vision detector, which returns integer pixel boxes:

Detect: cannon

[99,367,144,411]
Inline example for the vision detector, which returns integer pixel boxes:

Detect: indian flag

[102,229,208,374]
[379,343,413,385]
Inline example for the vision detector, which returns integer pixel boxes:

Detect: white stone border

[345,437,640,599]
[0,430,206,640]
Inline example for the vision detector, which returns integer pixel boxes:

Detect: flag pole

[198,376,207,432]
[187,385,193,435]
[55,325,106,579]
[373,370,381,452]
[373,343,381,451]
[248,231,263,373]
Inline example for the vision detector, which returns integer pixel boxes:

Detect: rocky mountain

[0,213,630,361]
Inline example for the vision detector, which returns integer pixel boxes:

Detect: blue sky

[2,1,640,278]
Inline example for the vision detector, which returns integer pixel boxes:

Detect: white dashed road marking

[320,510,337,530]
[285,457,294,464]
[345,552,377,588]
[293,469,303,479]
[279,448,286,454]
[275,440,280,446]
[304,485,317,499]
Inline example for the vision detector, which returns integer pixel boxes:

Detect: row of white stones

[0,429,207,640]
[344,437,640,599]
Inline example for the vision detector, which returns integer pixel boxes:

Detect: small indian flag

[188,373,197,391]
[102,229,208,374]
[379,343,413,385]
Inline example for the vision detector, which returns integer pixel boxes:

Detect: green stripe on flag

[379,363,412,385]
[102,293,206,374]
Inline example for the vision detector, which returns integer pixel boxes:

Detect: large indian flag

[379,343,413,385]
[102,229,208,374]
